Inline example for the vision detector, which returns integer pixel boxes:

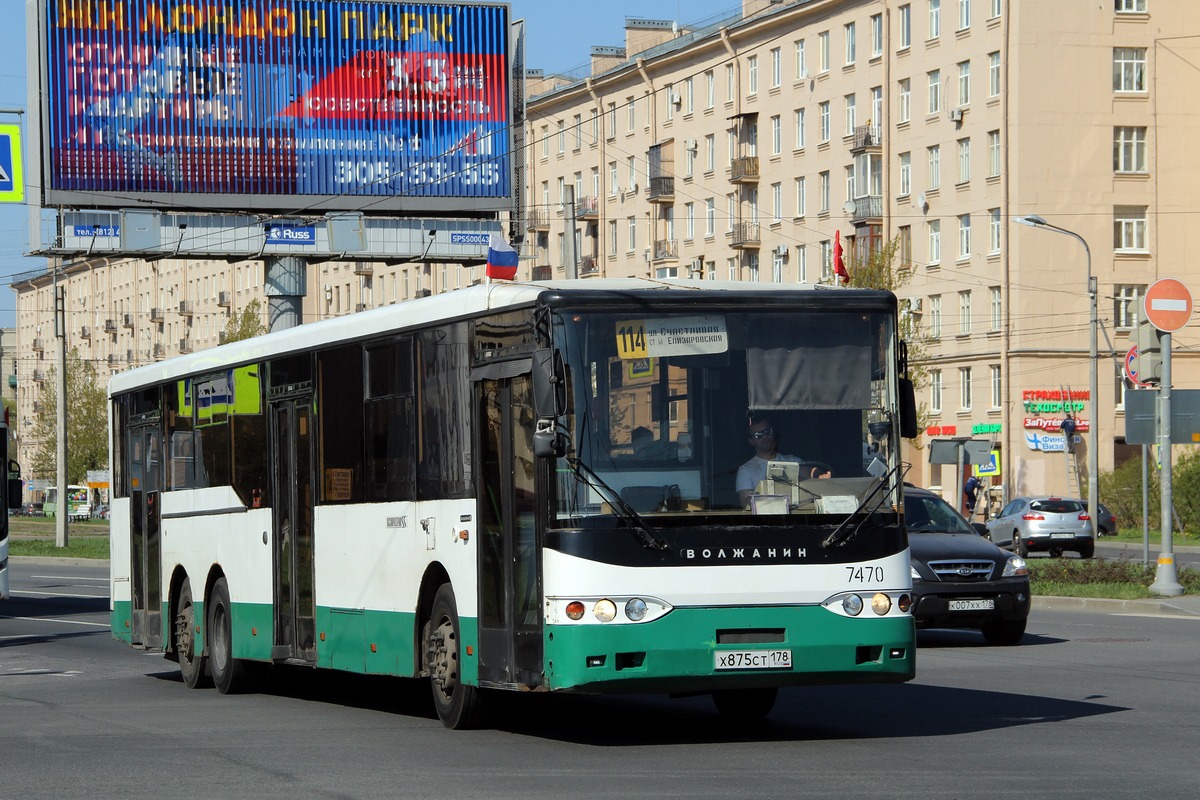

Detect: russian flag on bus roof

[486,233,519,280]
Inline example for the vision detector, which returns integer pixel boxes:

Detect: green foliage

[1028,557,1200,597]
[1098,448,1200,535]
[223,298,267,343]
[30,348,108,484]
[9,533,110,560]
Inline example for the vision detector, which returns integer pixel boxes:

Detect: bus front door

[476,374,543,689]
[128,425,162,649]
[270,396,316,663]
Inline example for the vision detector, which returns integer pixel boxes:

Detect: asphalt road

[2,559,1199,800]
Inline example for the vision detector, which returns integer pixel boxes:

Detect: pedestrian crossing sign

[0,123,24,203]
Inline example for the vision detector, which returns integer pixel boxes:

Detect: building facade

[520,0,1199,506]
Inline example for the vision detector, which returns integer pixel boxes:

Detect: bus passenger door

[270,396,316,663]
[476,373,543,688]
[128,425,163,649]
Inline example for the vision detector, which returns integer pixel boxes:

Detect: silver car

[986,496,1095,558]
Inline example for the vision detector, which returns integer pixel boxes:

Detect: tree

[30,348,108,484]
[842,236,932,441]
[223,298,267,343]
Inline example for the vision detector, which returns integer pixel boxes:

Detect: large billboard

[37,0,513,213]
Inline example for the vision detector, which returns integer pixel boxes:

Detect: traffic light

[1134,320,1163,384]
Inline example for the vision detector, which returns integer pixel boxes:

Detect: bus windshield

[554,306,901,522]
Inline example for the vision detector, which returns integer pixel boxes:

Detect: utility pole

[54,272,68,548]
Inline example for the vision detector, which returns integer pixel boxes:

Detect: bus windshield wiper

[822,463,907,549]
[565,457,668,551]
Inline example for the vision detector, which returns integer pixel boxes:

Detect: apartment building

[521,0,1200,502]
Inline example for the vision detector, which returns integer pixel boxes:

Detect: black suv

[905,485,1031,645]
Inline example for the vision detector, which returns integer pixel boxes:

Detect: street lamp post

[1013,215,1097,545]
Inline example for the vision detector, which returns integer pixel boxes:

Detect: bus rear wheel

[208,577,252,694]
[711,687,778,723]
[175,577,209,689]
[425,584,485,729]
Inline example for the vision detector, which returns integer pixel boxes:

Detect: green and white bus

[109,279,919,728]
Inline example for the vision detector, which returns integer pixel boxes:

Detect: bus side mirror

[7,479,20,510]
[532,348,567,418]
[898,377,919,439]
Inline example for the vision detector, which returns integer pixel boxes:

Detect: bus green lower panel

[111,600,132,644]
[544,606,915,694]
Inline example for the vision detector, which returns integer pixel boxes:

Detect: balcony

[653,239,679,262]
[123,313,134,328]
[218,290,231,307]
[531,265,553,281]
[126,349,135,362]
[526,209,550,230]
[80,326,91,339]
[153,343,166,358]
[851,124,882,152]
[178,300,194,316]
[353,262,373,276]
[730,156,760,184]
[355,303,369,312]
[580,254,598,274]
[731,222,762,249]
[851,195,884,222]
[32,337,44,352]
[107,354,118,366]
[648,176,675,203]
[150,307,165,323]
[575,195,600,220]
[33,369,46,382]
[32,401,41,413]
[104,319,118,334]
[179,338,194,353]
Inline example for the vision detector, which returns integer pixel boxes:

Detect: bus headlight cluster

[552,596,670,624]
[834,592,912,617]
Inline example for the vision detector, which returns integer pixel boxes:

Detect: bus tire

[208,577,252,695]
[425,584,485,729]
[711,687,778,723]
[175,577,209,689]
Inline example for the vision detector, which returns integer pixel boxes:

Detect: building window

[991,0,1003,18]
[1114,206,1148,252]
[795,176,807,217]
[989,52,1001,96]
[748,253,760,282]
[988,130,1001,176]
[1116,0,1146,12]
[845,164,856,202]
[958,214,972,259]
[1114,284,1146,329]
[1114,126,1148,173]
[958,0,971,31]
[772,249,784,282]
[706,134,715,171]
[928,144,941,189]
[703,198,715,236]
[727,194,736,231]
[928,70,941,114]
[771,114,782,154]
[990,365,1001,409]
[929,0,941,40]
[899,78,911,123]
[899,5,912,49]
[608,220,617,255]
[557,119,565,152]
[872,85,883,126]
[608,161,618,195]
[795,108,806,148]
[960,366,973,411]
[541,125,549,157]
[930,295,942,337]
[795,39,808,79]
[959,291,972,335]
[627,216,636,252]
[572,114,581,150]
[664,84,674,121]
[819,30,830,73]
[796,244,808,282]
[899,151,912,196]
[820,171,831,212]
[931,369,943,411]
[685,77,694,114]
[770,47,782,88]
[899,226,912,267]
[821,240,832,280]
[771,183,783,222]
[726,64,735,101]
[845,22,856,65]
[871,14,883,57]
[844,94,856,135]
[989,208,1001,253]
[1113,47,1147,93]
[747,56,758,95]
[727,257,738,281]
[590,109,599,142]
[606,103,616,138]
[990,286,1002,331]
[685,202,695,240]
[819,101,831,142]
[928,219,942,264]
[957,137,971,183]
[706,70,714,108]
[957,60,971,106]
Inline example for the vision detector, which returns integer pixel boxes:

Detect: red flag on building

[833,230,849,285]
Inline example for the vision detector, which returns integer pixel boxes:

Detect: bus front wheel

[712,687,778,723]
[175,577,209,689]
[208,577,252,694]
[425,584,485,729]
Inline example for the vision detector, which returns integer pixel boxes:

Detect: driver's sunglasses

[749,428,776,439]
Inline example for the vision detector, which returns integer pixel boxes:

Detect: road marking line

[1113,613,1200,621]
[0,615,109,628]
[11,590,108,599]
[29,575,108,583]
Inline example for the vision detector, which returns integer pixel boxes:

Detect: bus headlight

[593,599,617,623]
[871,593,892,615]
[842,594,864,616]
[565,601,585,621]
[624,598,648,621]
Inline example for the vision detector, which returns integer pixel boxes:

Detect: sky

[0,0,741,329]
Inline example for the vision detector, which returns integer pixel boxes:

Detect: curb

[10,555,111,568]
[1032,595,1200,616]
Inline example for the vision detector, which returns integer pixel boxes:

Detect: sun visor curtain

[746,316,872,410]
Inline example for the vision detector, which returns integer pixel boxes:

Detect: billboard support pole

[264,255,307,332]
